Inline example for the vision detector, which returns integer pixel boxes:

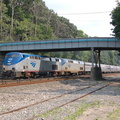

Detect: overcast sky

[43,0,117,37]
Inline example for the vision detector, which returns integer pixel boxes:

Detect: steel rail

[30,83,111,120]
[0,83,99,116]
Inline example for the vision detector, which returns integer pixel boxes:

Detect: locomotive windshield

[5,54,18,58]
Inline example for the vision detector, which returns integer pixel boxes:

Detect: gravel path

[0,74,120,120]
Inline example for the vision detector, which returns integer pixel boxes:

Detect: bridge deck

[0,37,120,52]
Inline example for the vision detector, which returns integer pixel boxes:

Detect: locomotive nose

[3,53,21,66]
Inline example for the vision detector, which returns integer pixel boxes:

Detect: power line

[58,11,111,15]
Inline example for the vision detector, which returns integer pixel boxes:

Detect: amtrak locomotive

[2,52,120,78]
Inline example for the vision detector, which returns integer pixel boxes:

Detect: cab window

[12,54,18,57]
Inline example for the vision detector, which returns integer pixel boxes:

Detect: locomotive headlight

[3,68,6,72]
[3,68,5,70]
[12,67,15,71]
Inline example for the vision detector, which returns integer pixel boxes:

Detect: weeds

[64,101,101,120]
[39,107,62,118]
[0,107,7,112]
[106,107,120,120]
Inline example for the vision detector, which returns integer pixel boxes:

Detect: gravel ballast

[0,74,120,120]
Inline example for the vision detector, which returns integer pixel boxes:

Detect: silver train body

[2,52,120,78]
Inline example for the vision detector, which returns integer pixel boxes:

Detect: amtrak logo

[68,64,71,68]
[61,59,66,66]
[30,62,36,67]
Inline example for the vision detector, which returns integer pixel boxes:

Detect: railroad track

[0,73,119,88]
[30,83,111,120]
[0,75,87,88]
[0,83,111,119]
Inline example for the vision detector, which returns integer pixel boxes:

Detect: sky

[43,0,117,37]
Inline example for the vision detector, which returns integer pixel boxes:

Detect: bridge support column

[90,48,102,80]
[0,52,5,77]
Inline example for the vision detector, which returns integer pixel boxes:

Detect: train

[2,52,120,79]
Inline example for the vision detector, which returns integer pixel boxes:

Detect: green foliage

[0,0,119,65]
[77,30,89,38]
[110,1,120,38]
[101,51,119,65]
[0,0,86,41]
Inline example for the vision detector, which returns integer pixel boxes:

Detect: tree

[77,30,88,38]
[31,0,40,37]
[2,0,90,41]
[0,0,9,41]
[8,0,23,40]
[110,1,120,38]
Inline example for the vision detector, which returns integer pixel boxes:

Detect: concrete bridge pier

[90,48,102,80]
[0,52,5,76]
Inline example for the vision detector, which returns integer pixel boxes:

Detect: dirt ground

[76,74,120,120]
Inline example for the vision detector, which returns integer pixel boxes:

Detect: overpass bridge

[0,37,120,80]
[0,37,120,52]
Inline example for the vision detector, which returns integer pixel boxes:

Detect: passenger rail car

[2,52,120,78]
